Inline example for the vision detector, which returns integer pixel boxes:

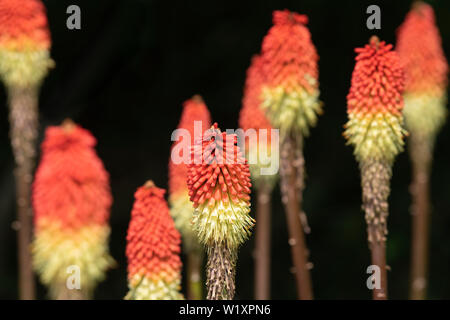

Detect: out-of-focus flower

[0,0,53,88]
[239,55,278,189]
[260,9,321,138]
[126,181,183,300]
[344,36,406,164]
[397,2,448,140]
[169,96,211,252]
[32,120,115,298]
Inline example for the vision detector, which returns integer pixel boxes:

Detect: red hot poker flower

[187,123,254,248]
[32,120,114,298]
[168,95,211,251]
[344,36,406,163]
[397,2,447,95]
[187,123,254,299]
[0,0,54,87]
[126,181,183,300]
[397,2,448,139]
[169,96,211,197]
[239,55,272,135]
[260,9,321,137]
[239,55,278,188]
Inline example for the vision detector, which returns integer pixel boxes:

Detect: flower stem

[206,243,236,300]
[361,160,391,300]
[254,182,272,300]
[280,134,313,300]
[187,250,203,300]
[368,226,388,300]
[54,284,88,300]
[8,86,39,300]
[409,133,432,300]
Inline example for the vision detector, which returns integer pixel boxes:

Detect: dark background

[0,0,449,299]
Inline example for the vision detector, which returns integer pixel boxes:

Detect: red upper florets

[239,55,272,134]
[260,10,318,93]
[126,182,182,280]
[187,123,251,209]
[169,96,211,196]
[0,0,51,49]
[397,2,448,94]
[33,121,111,230]
[347,36,405,116]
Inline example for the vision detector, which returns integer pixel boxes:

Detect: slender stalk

[206,243,236,300]
[368,226,388,300]
[280,134,313,300]
[187,250,203,300]
[409,133,432,300]
[54,284,88,300]
[8,86,38,300]
[254,182,272,300]
[361,160,391,300]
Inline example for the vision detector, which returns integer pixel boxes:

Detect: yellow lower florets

[0,49,53,88]
[344,111,407,163]
[125,274,184,300]
[193,198,255,249]
[32,220,115,298]
[247,144,278,190]
[261,84,322,138]
[403,92,447,141]
[169,192,201,252]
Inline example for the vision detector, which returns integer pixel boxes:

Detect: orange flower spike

[125,181,183,300]
[239,56,272,135]
[344,36,407,163]
[260,10,321,138]
[0,0,54,87]
[168,96,211,251]
[239,55,278,189]
[397,2,448,140]
[187,123,254,248]
[32,120,115,298]
[187,123,253,299]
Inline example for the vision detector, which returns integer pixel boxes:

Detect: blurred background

[0,0,449,299]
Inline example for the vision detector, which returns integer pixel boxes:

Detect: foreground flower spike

[187,123,254,300]
[397,2,448,300]
[32,120,115,299]
[239,55,277,299]
[126,181,183,300]
[259,9,319,299]
[169,95,211,299]
[344,36,406,300]
[0,0,54,300]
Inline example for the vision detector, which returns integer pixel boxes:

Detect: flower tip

[191,94,204,103]
[369,35,380,47]
[61,118,76,132]
[273,9,308,26]
[144,180,155,188]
